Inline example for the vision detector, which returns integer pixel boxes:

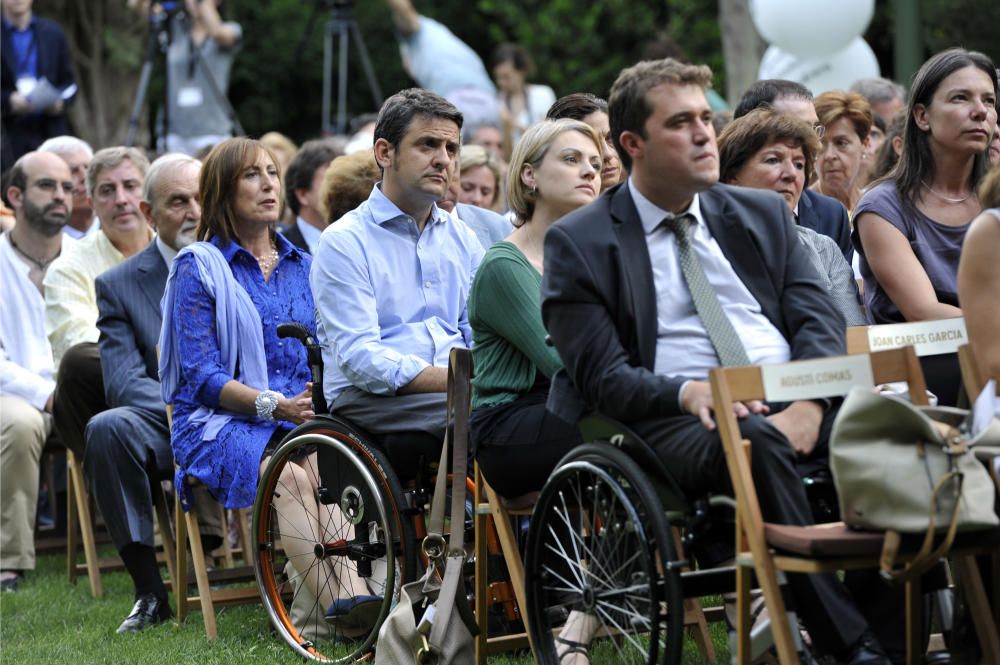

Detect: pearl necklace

[922,180,972,204]
[255,244,279,274]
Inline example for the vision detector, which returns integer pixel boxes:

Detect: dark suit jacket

[540,182,845,425]
[94,242,168,412]
[279,221,310,254]
[1,16,76,168]
[798,189,853,265]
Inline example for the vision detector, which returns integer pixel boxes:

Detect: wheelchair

[522,414,837,665]
[252,324,489,663]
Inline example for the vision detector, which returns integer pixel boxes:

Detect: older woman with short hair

[718,108,866,326]
[813,90,874,214]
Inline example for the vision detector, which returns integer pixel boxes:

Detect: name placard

[761,355,874,402]
[866,318,967,357]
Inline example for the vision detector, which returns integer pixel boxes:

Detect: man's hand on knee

[680,381,769,431]
[767,400,823,457]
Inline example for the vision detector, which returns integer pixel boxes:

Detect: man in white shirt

[0,151,73,591]
[44,146,151,460]
[38,135,97,239]
[281,138,340,254]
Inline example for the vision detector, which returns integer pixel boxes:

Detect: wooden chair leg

[66,457,79,585]
[185,507,218,639]
[175,496,189,622]
[954,554,1000,665]
[474,466,489,665]
[67,451,102,598]
[484,483,534,657]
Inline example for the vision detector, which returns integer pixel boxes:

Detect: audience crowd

[2,0,999,663]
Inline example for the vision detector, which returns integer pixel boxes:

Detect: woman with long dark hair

[853,48,998,404]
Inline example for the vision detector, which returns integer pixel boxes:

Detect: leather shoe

[842,632,892,665]
[116,593,173,634]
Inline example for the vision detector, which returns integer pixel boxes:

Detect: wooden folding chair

[166,405,259,640]
[473,464,537,663]
[710,346,1000,665]
[66,449,175,598]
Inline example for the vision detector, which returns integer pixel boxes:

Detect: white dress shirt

[0,234,56,409]
[628,179,790,381]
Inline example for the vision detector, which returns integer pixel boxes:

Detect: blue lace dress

[166,233,315,509]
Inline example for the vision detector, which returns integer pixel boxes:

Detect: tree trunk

[718,0,766,105]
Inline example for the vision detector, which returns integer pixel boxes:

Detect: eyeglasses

[813,124,826,139]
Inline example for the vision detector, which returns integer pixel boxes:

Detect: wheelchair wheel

[525,443,683,665]
[254,419,417,663]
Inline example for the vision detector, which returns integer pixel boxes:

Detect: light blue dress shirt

[311,184,485,405]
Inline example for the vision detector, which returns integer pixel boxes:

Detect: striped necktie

[661,213,750,367]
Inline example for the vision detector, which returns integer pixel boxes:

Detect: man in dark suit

[733,79,854,265]
[83,154,223,634]
[281,139,341,253]
[1,0,76,171]
[541,59,890,665]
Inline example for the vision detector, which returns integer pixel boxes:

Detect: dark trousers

[53,343,106,459]
[83,406,225,553]
[471,389,582,499]
[631,407,871,657]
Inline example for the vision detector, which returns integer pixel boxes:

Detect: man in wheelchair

[297,88,482,642]
[311,87,483,476]
[540,58,894,665]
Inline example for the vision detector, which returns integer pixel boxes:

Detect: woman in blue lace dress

[160,137,371,637]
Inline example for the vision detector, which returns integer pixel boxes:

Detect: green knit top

[468,241,563,408]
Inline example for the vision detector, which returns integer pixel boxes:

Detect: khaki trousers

[0,394,51,570]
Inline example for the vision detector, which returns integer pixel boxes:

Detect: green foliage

[475,0,672,99]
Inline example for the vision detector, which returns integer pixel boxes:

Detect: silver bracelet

[255,390,281,421]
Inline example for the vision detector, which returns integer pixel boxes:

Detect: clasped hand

[273,383,315,424]
[679,380,822,457]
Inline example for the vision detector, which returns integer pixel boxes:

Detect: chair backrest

[846,317,968,356]
[709,347,927,537]
[713,346,928,407]
[957,343,985,401]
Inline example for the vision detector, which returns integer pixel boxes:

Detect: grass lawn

[0,546,732,664]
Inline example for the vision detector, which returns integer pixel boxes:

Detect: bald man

[0,151,73,591]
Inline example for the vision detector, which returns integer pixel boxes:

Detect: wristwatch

[255,390,281,421]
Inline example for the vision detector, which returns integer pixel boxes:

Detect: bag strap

[423,348,474,650]
[880,470,965,582]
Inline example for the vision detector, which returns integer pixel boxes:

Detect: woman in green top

[468,118,603,498]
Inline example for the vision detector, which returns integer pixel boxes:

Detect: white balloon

[750,0,875,58]
[758,38,881,96]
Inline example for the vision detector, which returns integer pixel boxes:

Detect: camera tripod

[125,4,244,150]
[299,0,383,135]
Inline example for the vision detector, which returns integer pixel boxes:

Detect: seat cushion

[763,522,1000,558]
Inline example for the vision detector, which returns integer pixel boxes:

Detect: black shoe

[842,632,892,665]
[116,593,173,634]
